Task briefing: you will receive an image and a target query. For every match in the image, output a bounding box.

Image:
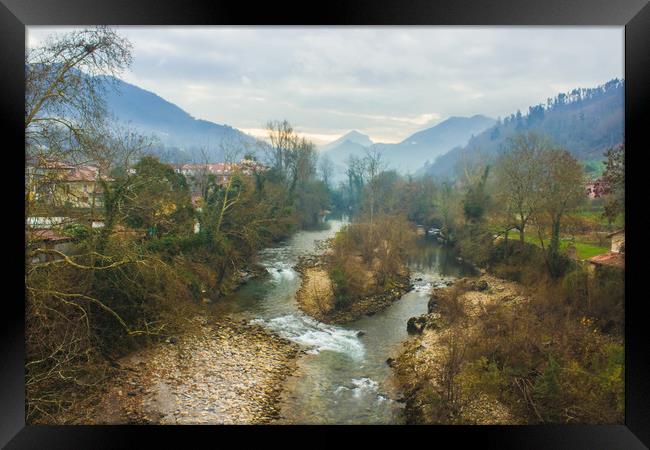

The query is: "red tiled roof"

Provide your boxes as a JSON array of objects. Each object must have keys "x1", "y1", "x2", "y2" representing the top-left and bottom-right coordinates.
[
  {"x1": 180, "y1": 161, "x2": 267, "y2": 175},
  {"x1": 28, "y1": 229, "x2": 72, "y2": 242},
  {"x1": 27, "y1": 159, "x2": 113, "y2": 182},
  {"x1": 181, "y1": 163, "x2": 235, "y2": 173},
  {"x1": 588, "y1": 252, "x2": 624, "y2": 268}
]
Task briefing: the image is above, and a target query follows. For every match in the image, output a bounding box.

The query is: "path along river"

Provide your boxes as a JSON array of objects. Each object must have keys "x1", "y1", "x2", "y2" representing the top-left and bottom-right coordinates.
[{"x1": 211, "y1": 219, "x2": 474, "y2": 424}]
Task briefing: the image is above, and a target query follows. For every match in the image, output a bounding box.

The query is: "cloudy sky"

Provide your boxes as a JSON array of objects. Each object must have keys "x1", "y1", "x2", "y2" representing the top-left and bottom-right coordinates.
[{"x1": 28, "y1": 26, "x2": 623, "y2": 145}]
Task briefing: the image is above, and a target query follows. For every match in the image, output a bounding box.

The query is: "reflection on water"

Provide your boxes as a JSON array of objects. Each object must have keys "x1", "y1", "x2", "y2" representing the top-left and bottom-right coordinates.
[{"x1": 213, "y1": 220, "x2": 471, "y2": 424}]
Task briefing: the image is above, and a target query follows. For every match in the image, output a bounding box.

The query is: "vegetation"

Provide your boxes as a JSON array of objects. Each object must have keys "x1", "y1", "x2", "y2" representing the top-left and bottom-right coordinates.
[
  {"x1": 323, "y1": 123, "x2": 624, "y2": 426},
  {"x1": 425, "y1": 79, "x2": 624, "y2": 177},
  {"x1": 404, "y1": 267, "x2": 624, "y2": 424},
  {"x1": 328, "y1": 216, "x2": 414, "y2": 306},
  {"x1": 387, "y1": 136, "x2": 624, "y2": 425},
  {"x1": 24, "y1": 26, "x2": 625, "y2": 426},
  {"x1": 24, "y1": 28, "x2": 330, "y2": 423}
]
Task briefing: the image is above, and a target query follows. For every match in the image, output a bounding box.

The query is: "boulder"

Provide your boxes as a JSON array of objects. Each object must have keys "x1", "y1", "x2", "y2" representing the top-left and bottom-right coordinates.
[
  {"x1": 407, "y1": 315, "x2": 428, "y2": 334},
  {"x1": 469, "y1": 280, "x2": 489, "y2": 291},
  {"x1": 427, "y1": 297, "x2": 438, "y2": 313},
  {"x1": 357, "y1": 330, "x2": 366, "y2": 337}
]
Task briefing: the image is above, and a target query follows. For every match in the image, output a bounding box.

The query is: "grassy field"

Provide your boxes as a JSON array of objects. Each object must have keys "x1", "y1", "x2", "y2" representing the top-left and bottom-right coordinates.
[{"x1": 505, "y1": 230, "x2": 608, "y2": 260}]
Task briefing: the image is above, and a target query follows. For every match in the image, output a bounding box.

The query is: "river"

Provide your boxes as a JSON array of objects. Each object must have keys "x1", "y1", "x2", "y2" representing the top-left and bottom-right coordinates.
[{"x1": 212, "y1": 218, "x2": 474, "y2": 424}]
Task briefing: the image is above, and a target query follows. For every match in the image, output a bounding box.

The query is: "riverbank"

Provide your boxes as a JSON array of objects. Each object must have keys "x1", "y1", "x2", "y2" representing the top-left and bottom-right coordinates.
[
  {"x1": 294, "y1": 251, "x2": 412, "y2": 324},
  {"x1": 392, "y1": 274, "x2": 524, "y2": 424},
  {"x1": 67, "y1": 315, "x2": 300, "y2": 424}
]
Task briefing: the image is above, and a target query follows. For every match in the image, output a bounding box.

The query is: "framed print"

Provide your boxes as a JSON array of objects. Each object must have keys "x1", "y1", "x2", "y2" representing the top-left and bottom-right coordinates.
[{"x1": 1, "y1": 0, "x2": 649, "y2": 447}]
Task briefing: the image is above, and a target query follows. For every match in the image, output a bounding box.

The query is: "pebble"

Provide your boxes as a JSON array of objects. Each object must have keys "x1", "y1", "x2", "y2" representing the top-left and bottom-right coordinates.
[{"x1": 102, "y1": 318, "x2": 299, "y2": 425}]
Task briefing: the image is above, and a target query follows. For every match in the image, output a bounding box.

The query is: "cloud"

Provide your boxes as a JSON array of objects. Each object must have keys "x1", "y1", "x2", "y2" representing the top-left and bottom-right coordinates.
[{"x1": 27, "y1": 26, "x2": 624, "y2": 144}]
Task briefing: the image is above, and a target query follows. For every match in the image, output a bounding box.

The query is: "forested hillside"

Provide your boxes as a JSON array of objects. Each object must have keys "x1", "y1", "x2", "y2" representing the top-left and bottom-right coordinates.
[{"x1": 422, "y1": 79, "x2": 624, "y2": 178}]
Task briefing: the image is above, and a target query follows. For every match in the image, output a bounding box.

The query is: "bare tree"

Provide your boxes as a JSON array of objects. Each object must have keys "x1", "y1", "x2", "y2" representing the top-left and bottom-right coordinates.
[
  {"x1": 265, "y1": 119, "x2": 295, "y2": 173},
  {"x1": 494, "y1": 133, "x2": 548, "y2": 245},
  {"x1": 26, "y1": 27, "x2": 132, "y2": 155},
  {"x1": 363, "y1": 147, "x2": 386, "y2": 225},
  {"x1": 319, "y1": 153, "x2": 335, "y2": 189},
  {"x1": 25, "y1": 27, "x2": 133, "y2": 220}
]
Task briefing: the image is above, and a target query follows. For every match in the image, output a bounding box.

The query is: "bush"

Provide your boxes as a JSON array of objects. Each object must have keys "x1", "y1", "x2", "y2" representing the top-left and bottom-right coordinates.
[{"x1": 329, "y1": 265, "x2": 350, "y2": 307}]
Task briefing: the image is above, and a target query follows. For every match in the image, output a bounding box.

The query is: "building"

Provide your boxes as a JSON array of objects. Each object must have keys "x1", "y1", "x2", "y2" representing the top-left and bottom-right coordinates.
[
  {"x1": 27, "y1": 228, "x2": 75, "y2": 263},
  {"x1": 587, "y1": 252, "x2": 624, "y2": 271},
  {"x1": 176, "y1": 159, "x2": 267, "y2": 187},
  {"x1": 26, "y1": 158, "x2": 112, "y2": 209},
  {"x1": 608, "y1": 230, "x2": 625, "y2": 253},
  {"x1": 587, "y1": 230, "x2": 625, "y2": 272}
]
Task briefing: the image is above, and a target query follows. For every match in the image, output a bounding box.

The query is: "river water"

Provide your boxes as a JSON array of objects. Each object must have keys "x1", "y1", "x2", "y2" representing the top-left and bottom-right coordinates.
[{"x1": 212, "y1": 219, "x2": 474, "y2": 424}]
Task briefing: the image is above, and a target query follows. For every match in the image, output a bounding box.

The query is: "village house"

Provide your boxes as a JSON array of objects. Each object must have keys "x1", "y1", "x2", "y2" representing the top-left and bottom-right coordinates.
[
  {"x1": 26, "y1": 158, "x2": 113, "y2": 209},
  {"x1": 176, "y1": 158, "x2": 267, "y2": 189},
  {"x1": 27, "y1": 228, "x2": 75, "y2": 264},
  {"x1": 587, "y1": 229, "x2": 624, "y2": 272},
  {"x1": 608, "y1": 229, "x2": 625, "y2": 253}
]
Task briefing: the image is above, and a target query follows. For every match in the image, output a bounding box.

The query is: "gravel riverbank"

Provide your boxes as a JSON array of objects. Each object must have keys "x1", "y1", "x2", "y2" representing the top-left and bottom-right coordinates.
[
  {"x1": 391, "y1": 274, "x2": 524, "y2": 424},
  {"x1": 72, "y1": 316, "x2": 300, "y2": 424}
]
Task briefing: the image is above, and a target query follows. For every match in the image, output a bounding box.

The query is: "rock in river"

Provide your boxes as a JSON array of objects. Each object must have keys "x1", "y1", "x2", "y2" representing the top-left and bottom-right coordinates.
[{"x1": 406, "y1": 316, "x2": 428, "y2": 335}]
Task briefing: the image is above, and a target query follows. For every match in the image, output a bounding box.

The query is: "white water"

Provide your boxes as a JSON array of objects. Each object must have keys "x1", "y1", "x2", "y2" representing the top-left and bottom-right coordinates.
[
  {"x1": 214, "y1": 219, "x2": 474, "y2": 424},
  {"x1": 251, "y1": 314, "x2": 365, "y2": 360}
]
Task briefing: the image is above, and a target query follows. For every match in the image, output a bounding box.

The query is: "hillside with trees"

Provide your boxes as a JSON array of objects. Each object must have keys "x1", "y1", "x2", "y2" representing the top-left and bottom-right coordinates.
[{"x1": 421, "y1": 79, "x2": 624, "y2": 179}]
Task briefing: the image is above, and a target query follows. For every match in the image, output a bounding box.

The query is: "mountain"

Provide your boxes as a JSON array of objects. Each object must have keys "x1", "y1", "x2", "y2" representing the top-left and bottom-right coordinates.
[
  {"x1": 387, "y1": 115, "x2": 496, "y2": 171},
  {"x1": 99, "y1": 76, "x2": 265, "y2": 163},
  {"x1": 322, "y1": 115, "x2": 495, "y2": 175},
  {"x1": 321, "y1": 130, "x2": 373, "y2": 152},
  {"x1": 420, "y1": 79, "x2": 624, "y2": 179}
]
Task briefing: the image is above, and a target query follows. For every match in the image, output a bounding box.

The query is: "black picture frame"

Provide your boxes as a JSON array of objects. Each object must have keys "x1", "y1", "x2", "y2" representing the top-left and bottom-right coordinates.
[{"x1": 2, "y1": 0, "x2": 648, "y2": 447}]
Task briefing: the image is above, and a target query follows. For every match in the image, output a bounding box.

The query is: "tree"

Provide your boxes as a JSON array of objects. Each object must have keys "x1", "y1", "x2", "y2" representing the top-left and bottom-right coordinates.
[
  {"x1": 123, "y1": 156, "x2": 193, "y2": 238},
  {"x1": 318, "y1": 153, "x2": 335, "y2": 189},
  {"x1": 265, "y1": 119, "x2": 295, "y2": 174},
  {"x1": 293, "y1": 180, "x2": 331, "y2": 227},
  {"x1": 536, "y1": 149, "x2": 586, "y2": 276},
  {"x1": 600, "y1": 144, "x2": 624, "y2": 225},
  {"x1": 25, "y1": 27, "x2": 133, "y2": 220},
  {"x1": 289, "y1": 137, "x2": 318, "y2": 195},
  {"x1": 437, "y1": 181, "x2": 457, "y2": 242},
  {"x1": 363, "y1": 147, "x2": 386, "y2": 225},
  {"x1": 346, "y1": 155, "x2": 366, "y2": 216},
  {"x1": 26, "y1": 27, "x2": 132, "y2": 158},
  {"x1": 264, "y1": 120, "x2": 318, "y2": 200},
  {"x1": 494, "y1": 133, "x2": 548, "y2": 245},
  {"x1": 462, "y1": 165, "x2": 491, "y2": 223}
]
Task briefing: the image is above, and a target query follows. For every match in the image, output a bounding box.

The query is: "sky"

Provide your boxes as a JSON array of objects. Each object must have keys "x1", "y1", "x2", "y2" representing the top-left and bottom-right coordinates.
[{"x1": 27, "y1": 26, "x2": 624, "y2": 145}]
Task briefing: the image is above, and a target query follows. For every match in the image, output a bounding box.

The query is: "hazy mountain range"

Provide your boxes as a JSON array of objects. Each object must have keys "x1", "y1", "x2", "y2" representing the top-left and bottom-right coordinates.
[
  {"x1": 321, "y1": 115, "x2": 496, "y2": 176},
  {"x1": 99, "y1": 76, "x2": 265, "y2": 163},
  {"x1": 97, "y1": 74, "x2": 623, "y2": 179}
]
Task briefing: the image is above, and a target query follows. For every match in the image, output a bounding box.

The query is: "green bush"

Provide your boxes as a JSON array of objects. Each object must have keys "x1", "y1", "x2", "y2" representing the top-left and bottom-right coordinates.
[{"x1": 329, "y1": 265, "x2": 351, "y2": 308}]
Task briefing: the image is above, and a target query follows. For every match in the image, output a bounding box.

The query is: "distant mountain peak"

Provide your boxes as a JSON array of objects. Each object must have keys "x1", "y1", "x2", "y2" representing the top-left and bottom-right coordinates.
[
  {"x1": 344, "y1": 130, "x2": 369, "y2": 139},
  {"x1": 321, "y1": 130, "x2": 373, "y2": 152},
  {"x1": 321, "y1": 115, "x2": 496, "y2": 175}
]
